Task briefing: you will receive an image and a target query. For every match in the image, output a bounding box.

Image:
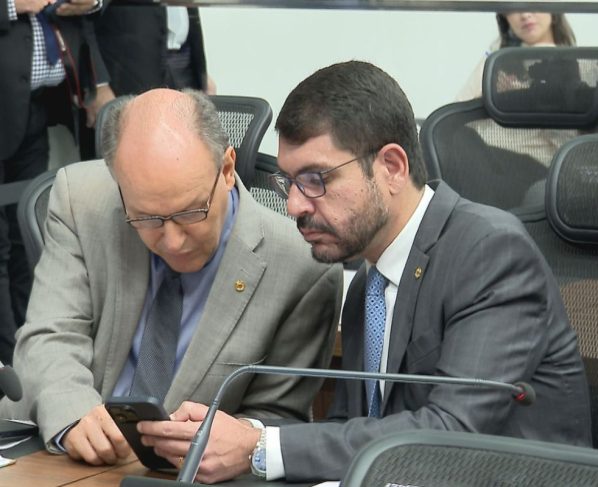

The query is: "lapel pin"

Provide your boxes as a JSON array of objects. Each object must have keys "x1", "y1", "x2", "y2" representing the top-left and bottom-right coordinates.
[
  {"x1": 234, "y1": 279, "x2": 246, "y2": 292},
  {"x1": 414, "y1": 267, "x2": 423, "y2": 279}
]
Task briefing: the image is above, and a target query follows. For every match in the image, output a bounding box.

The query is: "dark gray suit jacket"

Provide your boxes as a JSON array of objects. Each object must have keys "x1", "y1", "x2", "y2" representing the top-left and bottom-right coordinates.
[{"x1": 279, "y1": 181, "x2": 591, "y2": 482}]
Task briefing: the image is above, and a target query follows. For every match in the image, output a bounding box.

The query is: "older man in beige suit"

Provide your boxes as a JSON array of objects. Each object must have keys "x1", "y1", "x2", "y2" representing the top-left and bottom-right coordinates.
[{"x1": 1, "y1": 89, "x2": 342, "y2": 467}]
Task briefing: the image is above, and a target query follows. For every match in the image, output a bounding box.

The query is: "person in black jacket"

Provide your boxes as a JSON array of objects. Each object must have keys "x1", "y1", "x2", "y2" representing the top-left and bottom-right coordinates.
[
  {"x1": 81, "y1": 4, "x2": 214, "y2": 159},
  {"x1": 0, "y1": 0, "x2": 108, "y2": 364}
]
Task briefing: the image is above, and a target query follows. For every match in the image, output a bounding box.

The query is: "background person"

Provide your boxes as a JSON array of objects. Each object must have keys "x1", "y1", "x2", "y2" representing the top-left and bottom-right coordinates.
[
  {"x1": 456, "y1": 11, "x2": 575, "y2": 101},
  {"x1": 0, "y1": 0, "x2": 108, "y2": 365},
  {"x1": 80, "y1": 4, "x2": 215, "y2": 159}
]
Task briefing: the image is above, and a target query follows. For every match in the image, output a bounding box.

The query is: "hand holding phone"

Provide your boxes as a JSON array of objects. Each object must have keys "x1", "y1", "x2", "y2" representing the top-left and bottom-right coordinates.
[
  {"x1": 105, "y1": 397, "x2": 175, "y2": 471},
  {"x1": 43, "y1": 0, "x2": 69, "y2": 15}
]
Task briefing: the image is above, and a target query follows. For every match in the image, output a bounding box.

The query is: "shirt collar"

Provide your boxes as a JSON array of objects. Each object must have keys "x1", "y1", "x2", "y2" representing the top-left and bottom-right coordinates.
[{"x1": 367, "y1": 184, "x2": 435, "y2": 287}]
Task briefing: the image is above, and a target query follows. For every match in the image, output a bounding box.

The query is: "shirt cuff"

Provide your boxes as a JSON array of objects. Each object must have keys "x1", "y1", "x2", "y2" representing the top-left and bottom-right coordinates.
[
  {"x1": 265, "y1": 427, "x2": 285, "y2": 481},
  {"x1": 7, "y1": 0, "x2": 17, "y2": 20},
  {"x1": 241, "y1": 417, "x2": 264, "y2": 429},
  {"x1": 50, "y1": 422, "x2": 78, "y2": 453}
]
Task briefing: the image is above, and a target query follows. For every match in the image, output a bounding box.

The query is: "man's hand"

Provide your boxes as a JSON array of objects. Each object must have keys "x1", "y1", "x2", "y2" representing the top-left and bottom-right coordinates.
[
  {"x1": 138, "y1": 401, "x2": 260, "y2": 484},
  {"x1": 15, "y1": 0, "x2": 51, "y2": 14},
  {"x1": 85, "y1": 84, "x2": 116, "y2": 128},
  {"x1": 63, "y1": 404, "x2": 132, "y2": 466},
  {"x1": 56, "y1": 0, "x2": 97, "y2": 16},
  {"x1": 206, "y1": 76, "x2": 217, "y2": 96}
]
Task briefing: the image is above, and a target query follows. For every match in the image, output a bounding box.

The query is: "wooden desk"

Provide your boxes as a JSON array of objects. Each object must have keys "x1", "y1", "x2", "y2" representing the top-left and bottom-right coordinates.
[
  {"x1": 0, "y1": 450, "x2": 156, "y2": 486},
  {"x1": 0, "y1": 450, "x2": 311, "y2": 487}
]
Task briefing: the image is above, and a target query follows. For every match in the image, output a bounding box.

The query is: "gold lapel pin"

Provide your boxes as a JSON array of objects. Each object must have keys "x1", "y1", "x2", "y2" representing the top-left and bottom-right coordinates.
[
  {"x1": 234, "y1": 279, "x2": 246, "y2": 292},
  {"x1": 414, "y1": 267, "x2": 423, "y2": 279}
]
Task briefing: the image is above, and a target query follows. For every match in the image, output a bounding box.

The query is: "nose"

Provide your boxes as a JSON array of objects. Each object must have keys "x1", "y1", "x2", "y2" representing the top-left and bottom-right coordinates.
[
  {"x1": 159, "y1": 220, "x2": 187, "y2": 253},
  {"x1": 286, "y1": 183, "x2": 315, "y2": 219}
]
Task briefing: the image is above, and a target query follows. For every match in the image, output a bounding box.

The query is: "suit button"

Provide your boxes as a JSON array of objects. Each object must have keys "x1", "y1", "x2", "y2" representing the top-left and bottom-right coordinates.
[{"x1": 20, "y1": 75, "x2": 28, "y2": 83}]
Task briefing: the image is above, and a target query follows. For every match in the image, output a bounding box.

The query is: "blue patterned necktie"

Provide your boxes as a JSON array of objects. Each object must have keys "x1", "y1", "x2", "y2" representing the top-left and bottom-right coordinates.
[
  {"x1": 36, "y1": 11, "x2": 61, "y2": 65},
  {"x1": 130, "y1": 269, "x2": 183, "y2": 403},
  {"x1": 364, "y1": 265, "x2": 388, "y2": 418}
]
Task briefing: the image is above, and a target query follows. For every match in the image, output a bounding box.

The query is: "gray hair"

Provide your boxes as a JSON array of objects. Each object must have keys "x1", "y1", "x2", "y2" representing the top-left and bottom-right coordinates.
[{"x1": 101, "y1": 89, "x2": 229, "y2": 170}]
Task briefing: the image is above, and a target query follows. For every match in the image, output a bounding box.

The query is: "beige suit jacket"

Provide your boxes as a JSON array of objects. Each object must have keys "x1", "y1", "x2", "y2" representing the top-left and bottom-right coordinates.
[{"x1": 2, "y1": 160, "x2": 342, "y2": 445}]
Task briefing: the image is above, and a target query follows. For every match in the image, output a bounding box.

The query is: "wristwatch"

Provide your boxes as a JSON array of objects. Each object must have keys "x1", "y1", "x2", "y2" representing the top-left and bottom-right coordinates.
[{"x1": 250, "y1": 428, "x2": 267, "y2": 478}]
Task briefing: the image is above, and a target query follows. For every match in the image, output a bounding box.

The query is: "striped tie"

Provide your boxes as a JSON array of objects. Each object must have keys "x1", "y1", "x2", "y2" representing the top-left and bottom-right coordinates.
[{"x1": 130, "y1": 269, "x2": 183, "y2": 403}]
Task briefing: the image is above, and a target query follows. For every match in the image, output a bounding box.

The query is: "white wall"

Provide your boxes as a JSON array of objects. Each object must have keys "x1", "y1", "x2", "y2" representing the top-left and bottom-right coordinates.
[{"x1": 201, "y1": 8, "x2": 598, "y2": 156}]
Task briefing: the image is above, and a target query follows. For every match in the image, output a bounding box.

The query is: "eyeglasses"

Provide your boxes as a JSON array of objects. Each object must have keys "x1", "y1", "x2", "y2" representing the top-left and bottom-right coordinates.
[
  {"x1": 269, "y1": 151, "x2": 376, "y2": 200},
  {"x1": 120, "y1": 168, "x2": 221, "y2": 230}
]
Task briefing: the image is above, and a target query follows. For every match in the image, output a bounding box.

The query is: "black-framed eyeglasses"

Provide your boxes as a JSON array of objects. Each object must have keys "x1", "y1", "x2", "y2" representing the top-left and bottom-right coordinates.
[
  {"x1": 120, "y1": 168, "x2": 222, "y2": 230},
  {"x1": 269, "y1": 150, "x2": 377, "y2": 200}
]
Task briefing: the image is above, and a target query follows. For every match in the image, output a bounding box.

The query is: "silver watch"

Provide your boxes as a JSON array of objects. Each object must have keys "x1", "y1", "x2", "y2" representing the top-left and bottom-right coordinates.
[{"x1": 250, "y1": 428, "x2": 267, "y2": 478}]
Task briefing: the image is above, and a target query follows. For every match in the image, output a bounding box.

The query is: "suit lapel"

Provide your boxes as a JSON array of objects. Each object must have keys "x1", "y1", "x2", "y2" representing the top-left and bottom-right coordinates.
[
  {"x1": 381, "y1": 182, "x2": 460, "y2": 412},
  {"x1": 165, "y1": 180, "x2": 267, "y2": 409},
  {"x1": 381, "y1": 249, "x2": 429, "y2": 409}
]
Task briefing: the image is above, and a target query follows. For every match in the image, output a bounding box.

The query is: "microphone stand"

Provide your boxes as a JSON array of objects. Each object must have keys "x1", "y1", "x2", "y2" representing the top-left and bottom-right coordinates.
[{"x1": 121, "y1": 365, "x2": 533, "y2": 486}]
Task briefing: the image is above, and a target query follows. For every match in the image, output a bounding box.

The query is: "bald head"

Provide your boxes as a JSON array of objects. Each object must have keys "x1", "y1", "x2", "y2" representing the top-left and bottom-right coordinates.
[
  {"x1": 101, "y1": 88, "x2": 229, "y2": 175},
  {"x1": 121, "y1": 89, "x2": 196, "y2": 150}
]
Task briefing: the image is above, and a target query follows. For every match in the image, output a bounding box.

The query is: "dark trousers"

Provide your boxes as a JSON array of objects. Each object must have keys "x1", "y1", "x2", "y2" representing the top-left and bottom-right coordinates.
[
  {"x1": 165, "y1": 44, "x2": 200, "y2": 90},
  {"x1": 0, "y1": 90, "x2": 49, "y2": 364}
]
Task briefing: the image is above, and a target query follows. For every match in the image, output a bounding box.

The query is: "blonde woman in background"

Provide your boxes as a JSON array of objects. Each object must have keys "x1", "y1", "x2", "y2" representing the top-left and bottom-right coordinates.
[{"x1": 457, "y1": 12, "x2": 576, "y2": 101}]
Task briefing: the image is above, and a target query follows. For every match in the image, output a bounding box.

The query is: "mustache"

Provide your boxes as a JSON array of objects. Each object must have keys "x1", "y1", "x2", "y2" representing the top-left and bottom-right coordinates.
[{"x1": 297, "y1": 216, "x2": 337, "y2": 236}]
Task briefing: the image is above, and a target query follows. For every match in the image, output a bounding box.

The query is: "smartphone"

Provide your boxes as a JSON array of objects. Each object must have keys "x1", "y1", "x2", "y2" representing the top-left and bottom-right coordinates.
[{"x1": 105, "y1": 396, "x2": 174, "y2": 471}]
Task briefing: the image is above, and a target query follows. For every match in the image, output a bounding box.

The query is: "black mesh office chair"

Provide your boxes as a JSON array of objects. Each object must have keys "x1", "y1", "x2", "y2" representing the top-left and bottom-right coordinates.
[
  {"x1": 95, "y1": 94, "x2": 272, "y2": 189},
  {"x1": 342, "y1": 430, "x2": 598, "y2": 487},
  {"x1": 420, "y1": 47, "x2": 598, "y2": 211},
  {"x1": 249, "y1": 152, "x2": 291, "y2": 218},
  {"x1": 514, "y1": 134, "x2": 598, "y2": 446}
]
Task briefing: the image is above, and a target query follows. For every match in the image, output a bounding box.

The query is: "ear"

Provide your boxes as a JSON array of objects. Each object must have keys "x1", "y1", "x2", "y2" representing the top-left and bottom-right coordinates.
[
  {"x1": 222, "y1": 146, "x2": 236, "y2": 189},
  {"x1": 377, "y1": 143, "x2": 409, "y2": 195}
]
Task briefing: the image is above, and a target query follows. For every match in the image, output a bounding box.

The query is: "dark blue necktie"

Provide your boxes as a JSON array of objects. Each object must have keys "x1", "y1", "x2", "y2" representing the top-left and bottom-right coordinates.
[
  {"x1": 364, "y1": 266, "x2": 388, "y2": 418},
  {"x1": 130, "y1": 269, "x2": 183, "y2": 403},
  {"x1": 36, "y1": 11, "x2": 60, "y2": 65}
]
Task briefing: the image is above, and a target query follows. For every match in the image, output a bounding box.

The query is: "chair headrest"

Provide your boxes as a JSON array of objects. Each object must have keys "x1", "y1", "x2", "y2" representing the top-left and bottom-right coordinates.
[
  {"x1": 482, "y1": 47, "x2": 598, "y2": 129},
  {"x1": 546, "y1": 134, "x2": 598, "y2": 244}
]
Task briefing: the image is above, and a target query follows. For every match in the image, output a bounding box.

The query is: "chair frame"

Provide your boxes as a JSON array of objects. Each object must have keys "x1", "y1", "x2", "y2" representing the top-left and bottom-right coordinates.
[{"x1": 16, "y1": 169, "x2": 58, "y2": 272}]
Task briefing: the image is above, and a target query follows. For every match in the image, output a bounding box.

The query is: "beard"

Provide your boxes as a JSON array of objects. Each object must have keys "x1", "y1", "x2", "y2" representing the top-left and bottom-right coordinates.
[{"x1": 297, "y1": 179, "x2": 389, "y2": 264}]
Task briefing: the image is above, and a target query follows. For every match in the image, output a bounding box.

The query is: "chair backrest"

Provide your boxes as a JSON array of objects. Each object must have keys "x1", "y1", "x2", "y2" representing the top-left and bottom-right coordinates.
[
  {"x1": 342, "y1": 429, "x2": 598, "y2": 487},
  {"x1": 16, "y1": 169, "x2": 58, "y2": 272},
  {"x1": 249, "y1": 152, "x2": 292, "y2": 219},
  {"x1": 420, "y1": 46, "x2": 598, "y2": 211},
  {"x1": 514, "y1": 134, "x2": 598, "y2": 446},
  {"x1": 94, "y1": 94, "x2": 272, "y2": 189}
]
